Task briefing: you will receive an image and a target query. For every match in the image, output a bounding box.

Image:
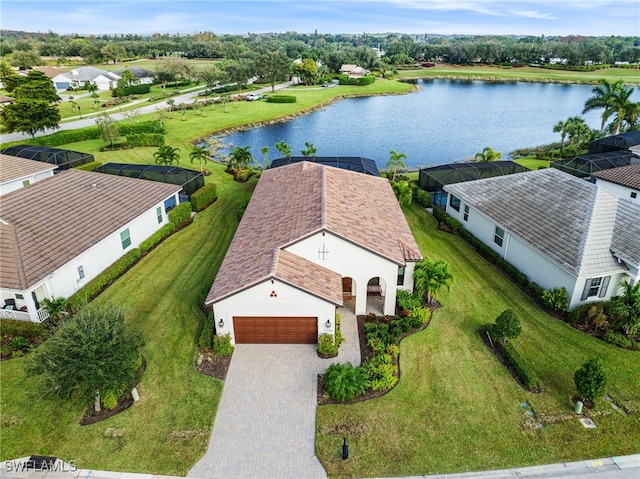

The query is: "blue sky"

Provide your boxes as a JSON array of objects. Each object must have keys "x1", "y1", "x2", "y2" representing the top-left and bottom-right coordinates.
[{"x1": 2, "y1": 1, "x2": 639, "y2": 37}]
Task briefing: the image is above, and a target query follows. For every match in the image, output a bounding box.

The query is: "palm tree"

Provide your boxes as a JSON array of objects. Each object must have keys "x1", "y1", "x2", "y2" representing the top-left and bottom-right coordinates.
[
  {"x1": 153, "y1": 145, "x2": 181, "y2": 166},
  {"x1": 604, "y1": 86, "x2": 639, "y2": 135},
  {"x1": 392, "y1": 181, "x2": 412, "y2": 207},
  {"x1": 229, "y1": 146, "x2": 253, "y2": 171},
  {"x1": 609, "y1": 280, "x2": 640, "y2": 336},
  {"x1": 413, "y1": 258, "x2": 454, "y2": 304},
  {"x1": 189, "y1": 145, "x2": 209, "y2": 173},
  {"x1": 582, "y1": 79, "x2": 624, "y2": 131},
  {"x1": 474, "y1": 146, "x2": 502, "y2": 162},
  {"x1": 275, "y1": 141, "x2": 291, "y2": 159},
  {"x1": 553, "y1": 119, "x2": 571, "y2": 149},
  {"x1": 386, "y1": 150, "x2": 407, "y2": 182},
  {"x1": 260, "y1": 146, "x2": 271, "y2": 169},
  {"x1": 565, "y1": 116, "x2": 591, "y2": 148},
  {"x1": 301, "y1": 142, "x2": 317, "y2": 159}
]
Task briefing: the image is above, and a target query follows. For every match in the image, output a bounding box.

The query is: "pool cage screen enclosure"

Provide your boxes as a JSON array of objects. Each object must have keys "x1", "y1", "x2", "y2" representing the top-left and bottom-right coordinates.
[
  {"x1": 551, "y1": 151, "x2": 639, "y2": 178},
  {"x1": 1, "y1": 145, "x2": 94, "y2": 170},
  {"x1": 270, "y1": 156, "x2": 380, "y2": 176}
]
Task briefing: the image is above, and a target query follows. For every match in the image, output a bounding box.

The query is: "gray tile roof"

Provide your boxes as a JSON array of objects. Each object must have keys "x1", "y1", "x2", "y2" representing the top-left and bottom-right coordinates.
[
  {"x1": 445, "y1": 168, "x2": 624, "y2": 277},
  {"x1": 611, "y1": 200, "x2": 640, "y2": 268},
  {"x1": 0, "y1": 169, "x2": 181, "y2": 290},
  {"x1": 206, "y1": 161, "x2": 422, "y2": 305},
  {"x1": 592, "y1": 164, "x2": 640, "y2": 190},
  {"x1": 57, "y1": 66, "x2": 120, "y2": 82},
  {"x1": 0, "y1": 154, "x2": 57, "y2": 185}
]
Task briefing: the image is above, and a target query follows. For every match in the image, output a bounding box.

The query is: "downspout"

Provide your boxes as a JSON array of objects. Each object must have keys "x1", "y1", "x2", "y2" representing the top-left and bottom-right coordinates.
[{"x1": 503, "y1": 231, "x2": 511, "y2": 260}]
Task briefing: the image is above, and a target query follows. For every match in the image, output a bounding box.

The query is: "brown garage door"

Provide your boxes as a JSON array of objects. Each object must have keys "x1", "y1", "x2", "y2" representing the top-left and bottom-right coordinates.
[{"x1": 233, "y1": 316, "x2": 317, "y2": 344}]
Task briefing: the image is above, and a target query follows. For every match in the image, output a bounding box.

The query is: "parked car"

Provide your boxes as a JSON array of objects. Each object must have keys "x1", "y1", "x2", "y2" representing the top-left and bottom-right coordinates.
[{"x1": 245, "y1": 93, "x2": 262, "y2": 101}]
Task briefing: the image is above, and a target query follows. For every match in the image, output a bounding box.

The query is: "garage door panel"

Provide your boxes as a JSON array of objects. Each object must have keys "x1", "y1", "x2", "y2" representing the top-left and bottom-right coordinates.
[{"x1": 233, "y1": 316, "x2": 317, "y2": 344}]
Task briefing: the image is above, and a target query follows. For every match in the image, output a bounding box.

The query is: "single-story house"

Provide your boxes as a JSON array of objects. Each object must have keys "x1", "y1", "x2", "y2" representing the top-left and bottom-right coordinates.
[
  {"x1": 0, "y1": 170, "x2": 181, "y2": 322},
  {"x1": 50, "y1": 66, "x2": 120, "y2": 91},
  {"x1": 591, "y1": 164, "x2": 640, "y2": 205},
  {"x1": 206, "y1": 161, "x2": 422, "y2": 344},
  {"x1": 339, "y1": 64, "x2": 371, "y2": 78},
  {"x1": 114, "y1": 66, "x2": 154, "y2": 85},
  {"x1": 444, "y1": 168, "x2": 640, "y2": 310},
  {"x1": 0, "y1": 154, "x2": 57, "y2": 195}
]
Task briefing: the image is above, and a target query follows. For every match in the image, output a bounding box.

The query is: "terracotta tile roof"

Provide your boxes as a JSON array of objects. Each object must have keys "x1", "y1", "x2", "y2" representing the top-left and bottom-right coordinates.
[
  {"x1": 592, "y1": 164, "x2": 640, "y2": 190},
  {"x1": 0, "y1": 169, "x2": 181, "y2": 290},
  {"x1": 206, "y1": 162, "x2": 422, "y2": 305},
  {"x1": 0, "y1": 154, "x2": 57, "y2": 185},
  {"x1": 33, "y1": 66, "x2": 65, "y2": 79}
]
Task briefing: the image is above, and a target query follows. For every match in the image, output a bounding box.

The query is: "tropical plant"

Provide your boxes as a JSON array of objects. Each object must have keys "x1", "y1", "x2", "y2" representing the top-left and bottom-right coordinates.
[
  {"x1": 582, "y1": 79, "x2": 624, "y2": 131},
  {"x1": 260, "y1": 146, "x2": 271, "y2": 169},
  {"x1": 213, "y1": 334, "x2": 234, "y2": 357},
  {"x1": 317, "y1": 333, "x2": 338, "y2": 357},
  {"x1": 386, "y1": 150, "x2": 407, "y2": 182},
  {"x1": 609, "y1": 280, "x2": 640, "y2": 336},
  {"x1": 604, "y1": 86, "x2": 640, "y2": 135},
  {"x1": 541, "y1": 286, "x2": 568, "y2": 312},
  {"x1": 322, "y1": 362, "x2": 369, "y2": 403},
  {"x1": 275, "y1": 140, "x2": 291, "y2": 159},
  {"x1": 565, "y1": 116, "x2": 592, "y2": 148},
  {"x1": 553, "y1": 119, "x2": 571, "y2": 149},
  {"x1": 493, "y1": 309, "x2": 522, "y2": 343},
  {"x1": 392, "y1": 181, "x2": 412, "y2": 208},
  {"x1": 189, "y1": 145, "x2": 209, "y2": 173},
  {"x1": 301, "y1": 141, "x2": 317, "y2": 158},
  {"x1": 229, "y1": 146, "x2": 253, "y2": 171},
  {"x1": 26, "y1": 303, "x2": 144, "y2": 411},
  {"x1": 153, "y1": 145, "x2": 181, "y2": 166},
  {"x1": 40, "y1": 297, "x2": 69, "y2": 324},
  {"x1": 574, "y1": 357, "x2": 607, "y2": 402},
  {"x1": 474, "y1": 146, "x2": 502, "y2": 162},
  {"x1": 413, "y1": 258, "x2": 454, "y2": 304}
]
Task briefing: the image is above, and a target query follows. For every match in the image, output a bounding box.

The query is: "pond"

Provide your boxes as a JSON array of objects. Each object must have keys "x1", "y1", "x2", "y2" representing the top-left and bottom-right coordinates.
[{"x1": 219, "y1": 79, "x2": 639, "y2": 168}]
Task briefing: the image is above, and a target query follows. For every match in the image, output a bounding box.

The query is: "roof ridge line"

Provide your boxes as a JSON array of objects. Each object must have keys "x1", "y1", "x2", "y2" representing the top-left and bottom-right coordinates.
[
  {"x1": 575, "y1": 186, "x2": 616, "y2": 275},
  {"x1": 320, "y1": 164, "x2": 327, "y2": 228},
  {"x1": 6, "y1": 224, "x2": 28, "y2": 290}
]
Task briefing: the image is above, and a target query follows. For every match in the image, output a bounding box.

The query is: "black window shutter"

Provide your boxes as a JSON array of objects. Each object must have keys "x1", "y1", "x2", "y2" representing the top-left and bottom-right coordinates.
[
  {"x1": 598, "y1": 276, "x2": 611, "y2": 298},
  {"x1": 581, "y1": 279, "x2": 592, "y2": 300}
]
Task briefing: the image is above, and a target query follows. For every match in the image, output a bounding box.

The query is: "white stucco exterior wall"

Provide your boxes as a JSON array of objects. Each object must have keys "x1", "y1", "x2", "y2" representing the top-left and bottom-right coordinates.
[
  {"x1": 0, "y1": 169, "x2": 55, "y2": 195},
  {"x1": 212, "y1": 279, "x2": 336, "y2": 345},
  {"x1": 594, "y1": 178, "x2": 639, "y2": 205},
  {"x1": 285, "y1": 231, "x2": 402, "y2": 315}
]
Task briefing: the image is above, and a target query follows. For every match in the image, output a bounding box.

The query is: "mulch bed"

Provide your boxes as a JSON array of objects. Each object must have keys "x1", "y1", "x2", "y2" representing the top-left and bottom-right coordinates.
[
  {"x1": 196, "y1": 349, "x2": 232, "y2": 381},
  {"x1": 478, "y1": 327, "x2": 541, "y2": 394},
  {"x1": 317, "y1": 304, "x2": 438, "y2": 406},
  {"x1": 80, "y1": 356, "x2": 147, "y2": 426}
]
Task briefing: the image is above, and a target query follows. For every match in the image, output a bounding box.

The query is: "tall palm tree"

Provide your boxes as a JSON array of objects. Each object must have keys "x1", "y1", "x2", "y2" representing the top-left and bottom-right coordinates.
[
  {"x1": 153, "y1": 145, "x2": 181, "y2": 166},
  {"x1": 301, "y1": 142, "x2": 317, "y2": 159},
  {"x1": 609, "y1": 280, "x2": 640, "y2": 336},
  {"x1": 553, "y1": 119, "x2": 571, "y2": 149},
  {"x1": 189, "y1": 145, "x2": 209, "y2": 173},
  {"x1": 474, "y1": 146, "x2": 502, "y2": 162},
  {"x1": 386, "y1": 150, "x2": 407, "y2": 182},
  {"x1": 582, "y1": 79, "x2": 624, "y2": 132},
  {"x1": 413, "y1": 258, "x2": 454, "y2": 304},
  {"x1": 275, "y1": 141, "x2": 291, "y2": 159},
  {"x1": 229, "y1": 146, "x2": 253, "y2": 171},
  {"x1": 565, "y1": 116, "x2": 591, "y2": 148},
  {"x1": 604, "y1": 86, "x2": 639, "y2": 135}
]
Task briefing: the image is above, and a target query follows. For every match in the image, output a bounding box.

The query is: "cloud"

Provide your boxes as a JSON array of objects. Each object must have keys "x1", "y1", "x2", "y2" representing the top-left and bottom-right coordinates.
[{"x1": 510, "y1": 10, "x2": 557, "y2": 20}]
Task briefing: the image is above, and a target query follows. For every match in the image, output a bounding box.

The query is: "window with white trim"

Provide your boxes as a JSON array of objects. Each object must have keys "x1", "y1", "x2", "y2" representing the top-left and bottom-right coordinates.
[
  {"x1": 397, "y1": 266, "x2": 405, "y2": 285},
  {"x1": 581, "y1": 276, "x2": 611, "y2": 300},
  {"x1": 449, "y1": 194, "x2": 461, "y2": 212},
  {"x1": 120, "y1": 228, "x2": 131, "y2": 250},
  {"x1": 493, "y1": 226, "x2": 505, "y2": 247},
  {"x1": 156, "y1": 206, "x2": 162, "y2": 224},
  {"x1": 463, "y1": 205, "x2": 469, "y2": 222}
]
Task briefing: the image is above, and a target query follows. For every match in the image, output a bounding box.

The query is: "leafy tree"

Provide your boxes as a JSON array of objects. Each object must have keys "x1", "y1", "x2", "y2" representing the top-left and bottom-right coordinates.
[
  {"x1": 117, "y1": 69, "x2": 135, "y2": 89},
  {"x1": 413, "y1": 258, "x2": 454, "y2": 304},
  {"x1": 9, "y1": 50, "x2": 42, "y2": 69},
  {"x1": 301, "y1": 141, "x2": 317, "y2": 158},
  {"x1": 95, "y1": 113, "x2": 119, "y2": 148},
  {"x1": 574, "y1": 357, "x2": 607, "y2": 402},
  {"x1": 474, "y1": 146, "x2": 502, "y2": 162},
  {"x1": 609, "y1": 280, "x2": 640, "y2": 336},
  {"x1": 201, "y1": 64, "x2": 228, "y2": 91},
  {"x1": 11, "y1": 70, "x2": 60, "y2": 102},
  {"x1": 293, "y1": 58, "x2": 318, "y2": 85},
  {"x1": 322, "y1": 362, "x2": 369, "y2": 403},
  {"x1": 101, "y1": 43, "x2": 127, "y2": 64},
  {"x1": 582, "y1": 79, "x2": 624, "y2": 131},
  {"x1": 26, "y1": 303, "x2": 144, "y2": 410},
  {"x1": 229, "y1": 146, "x2": 253, "y2": 171},
  {"x1": 153, "y1": 145, "x2": 181, "y2": 166},
  {"x1": 392, "y1": 181, "x2": 412, "y2": 208},
  {"x1": 224, "y1": 58, "x2": 255, "y2": 93},
  {"x1": 257, "y1": 50, "x2": 291, "y2": 92},
  {"x1": 275, "y1": 140, "x2": 291, "y2": 159},
  {"x1": 386, "y1": 150, "x2": 407, "y2": 182},
  {"x1": 157, "y1": 56, "x2": 192, "y2": 88},
  {"x1": 1, "y1": 99, "x2": 60, "y2": 137},
  {"x1": 493, "y1": 309, "x2": 522, "y2": 343},
  {"x1": 189, "y1": 145, "x2": 210, "y2": 173}
]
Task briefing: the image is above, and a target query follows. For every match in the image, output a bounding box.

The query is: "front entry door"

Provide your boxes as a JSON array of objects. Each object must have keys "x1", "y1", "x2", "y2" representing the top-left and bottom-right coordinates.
[{"x1": 342, "y1": 277, "x2": 352, "y2": 299}]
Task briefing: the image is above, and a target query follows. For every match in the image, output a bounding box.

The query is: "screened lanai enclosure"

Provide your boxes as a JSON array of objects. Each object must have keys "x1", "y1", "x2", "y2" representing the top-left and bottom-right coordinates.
[
  {"x1": 270, "y1": 156, "x2": 380, "y2": 176},
  {"x1": 95, "y1": 163, "x2": 204, "y2": 199},
  {"x1": 1, "y1": 145, "x2": 94, "y2": 170},
  {"x1": 589, "y1": 131, "x2": 640, "y2": 154},
  {"x1": 418, "y1": 161, "x2": 528, "y2": 207},
  {"x1": 551, "y1": 151, "x2": 640, "y2": 178}
]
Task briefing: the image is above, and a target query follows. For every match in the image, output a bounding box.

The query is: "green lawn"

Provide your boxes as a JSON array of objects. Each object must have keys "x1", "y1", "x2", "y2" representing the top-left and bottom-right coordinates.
[
  {"x1": 315, "y1": 203, "x2": 640, "y2": 478},
  {"x1": 0, "y1": 164, "x2": 255, "y2": 474}
]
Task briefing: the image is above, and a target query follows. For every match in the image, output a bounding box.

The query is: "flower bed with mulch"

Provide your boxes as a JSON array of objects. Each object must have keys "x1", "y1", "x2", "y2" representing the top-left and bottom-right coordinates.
[{"x1": 196, "y1": 349, "x2": 232, "y2": 381}]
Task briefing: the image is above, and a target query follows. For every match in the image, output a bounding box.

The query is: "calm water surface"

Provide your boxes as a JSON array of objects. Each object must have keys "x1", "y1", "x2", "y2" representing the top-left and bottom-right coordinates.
[{"x1": 220, "y1": 79, "x2": 639, "y2": 168}]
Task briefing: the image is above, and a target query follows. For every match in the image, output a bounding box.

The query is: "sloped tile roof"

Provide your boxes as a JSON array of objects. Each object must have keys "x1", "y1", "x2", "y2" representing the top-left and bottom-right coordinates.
[
  {"x1": 0, "y1": 169, "x2": 180, "y2": 290},
  {"x1": 592, "y1": 164, "x2": 640, "y2": 190},
  {"x1": 206, "y1": 162, "x2": 422, "y2": 305},
  {"x1": 445, "y1": 168, "x2": 623, "y2": 277},
  {"x1": 0, "y1": 154, "x2": 57, "y2": 185},
  {"x1": 611, "y1": 200, "x2": 640, "y2": 268}
]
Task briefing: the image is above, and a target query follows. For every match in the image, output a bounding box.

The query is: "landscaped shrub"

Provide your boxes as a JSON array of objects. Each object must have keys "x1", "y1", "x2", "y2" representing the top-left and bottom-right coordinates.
[
  {"x1": 495, "y1": 339, "x2": 539, "y2": 390},
  {"x1": 397, "y1": 290, "x2": 422, "y2": 311},
  {"x1": 125, "y1": 133, "x2": 165, "y2": 147},
  {"x1": 526, "y1": 282, "x2": 544, "y2": 300},
  {"x1": 574, "y1": 357, "x2": 607, "y2": 401},
  {"x1": 113, "y1": 84, "x2": 151, "y2": 97},
  {"x1": 338, "y1": 74, "x2": 376, "y2": 86},
  {"x1": 168, "y1": 202, "x2": 192, "y2": 227},
  {"x1": 602, "y1": 331, "x2": 640, "y2": 350},
  {"x1": 335, "y1": 313, "x2": 345, "y2": 347},
  {"x1": 101, "y1": 389, "x2": 122, "y2": 410},
  {"x1": 213, "y1": 333, "x2": 234, "y2": 356},
  {"x1": 413, "y1": 189, "x2": 432, "y2": 208},
  {"x1": 139, "y1": 223, "x2": 176, "y2": 253},
  {"x1": 198, "y1": 313, "x2": 215, "y2": 349},
  {"x1": 494, "y1": 309, "x2": 522, "y2": 342},
  {"x1": 0, "y1": 319, "x2": 47, "y2": 342},
  {"x1": 190, "y1": 183, "x2": 218, "y2": 212},
  {"x1": 409, "y1": 307, "x2": 431, "y2": 327},
  {"x1": 265, "y1": 95, "x2": 297, "y2": 103},
  {"x1": 117, "y1": 121, "x2": 165, "y2": 135},
  {"x1": 11, "y1": 336, "x2": 29, "y2": 350},
  {"x1": 317, "y1": 333, "x2": 338, "y2": 357},
  {"x1": 322, "y1": 362, "x2": 369, "y2": 403},
  {"x1": 542, "y1": 287, "x2": 569, "y2": 312},
  {"x1": 568, "y1": 302, "x2": 609, "y2": 325},
  {"x1": 363, "y1": 353, "x2": 398, "y2": 391},
  {"x1": 233, "y1": 167, "x2": 255, "y2": 182},
  {"x1": 75, "y1": 161, "x2": 102, "y2": 172},
  {"x1": 20, "y1": 126, "x2": 101, "y2": 147}
]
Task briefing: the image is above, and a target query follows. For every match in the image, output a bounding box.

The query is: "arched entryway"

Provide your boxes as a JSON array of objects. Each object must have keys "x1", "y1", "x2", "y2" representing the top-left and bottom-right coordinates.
[{"x1": 365, "y1": 277, "x2": 387, "y2": 316}]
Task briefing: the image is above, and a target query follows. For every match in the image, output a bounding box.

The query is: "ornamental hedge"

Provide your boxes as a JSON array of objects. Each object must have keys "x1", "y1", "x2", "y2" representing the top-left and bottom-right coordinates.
[
  {"x1": 190, "y1": 183, "x2": 218, "y2": 212},
  {"x1": 169, "y1": 201, "x2": 193, "y2": 226},
  {"x1": 338, "y1": 74, "x2": 376, "y2": 86},
  {"x1": 266, "y1": 95, "x2": 297, "y2": 103},
  {"x1": 117, "y1": 121, "x2": 165, "y2": 135},
  {"x1": 112, "y1": 84, "x2": 151, "y2": 97},
  {"x1": 125, "y1": 133, "x2": 165, "y2": 147},
  {"x1": 74, "y1": 161, "x2": 103, "y2": 172}
]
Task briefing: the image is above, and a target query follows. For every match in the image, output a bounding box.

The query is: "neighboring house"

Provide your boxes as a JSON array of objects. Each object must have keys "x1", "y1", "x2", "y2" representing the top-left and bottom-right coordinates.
[
  {"x1": 0, "y1": 95, "x2": 14, "y2": 109},
  {"x1": 339, "y1": 64, "x2": 371, "y2": 78},
  {"x1": 0, "y1": 154, "x2": 57, "y2": 195},
  {"x1": 0, "y1": 170, "x2": 181, "y2": 322},
  {"x1": 114, "y1": 66, "x2": 154, "y2": 85},
  {"x1": 591, "y1": 164, "x2": 640, "y2": 205},
  {"x1": 50, "y1": 66, "x2": 120, "y2": 91},
  {"x1": 32, "y1": 66, "x2": 65, "y2": 79},
  {"x1": 444, "y1": 168, "x2": 640, "y2": 310},
  {"x1": 206, "y1": 161, "x2": 422, "y2": 344},
  {"x1": 270, "y1": 156, "x2": 380, "y2": 176}
]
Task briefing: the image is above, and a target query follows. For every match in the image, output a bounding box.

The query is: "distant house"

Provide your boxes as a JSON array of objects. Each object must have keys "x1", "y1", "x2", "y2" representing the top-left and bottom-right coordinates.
[
  {"x1": 114, "y1": 66, "x2": 154, "y2": 85},
  {"x1": 0, "y1": 170, "x2": 181, "y2": 322},
  {"x1": 591, "y1": 164, "x2": 640, "y2": 205},
  {"x1": 32, "y1": 66, "x2": 66, "y2": 79},
  {"x1": 0, "y1": 154, "x2": 57, "y2": 195},
  {"x1": 444, "y1": 168, "x2": 640, "y2": 310},
  {"x1": 0, "y1": 95, "x2": 14, "y2": 109},
  {"x1": 206, "y1": 162, "x2": 422, "y2": 344},
  {"x1": 339, "y1": 64, "x2": 371, "y2": 78},
  {"x1": 50, "y1": 66, "x2": 120, "y2": 91}
]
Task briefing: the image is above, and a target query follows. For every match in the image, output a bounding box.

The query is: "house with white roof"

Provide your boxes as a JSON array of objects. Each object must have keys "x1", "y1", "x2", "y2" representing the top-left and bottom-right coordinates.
[
  {"x1": 444, "y1": 168, "x2": 640, "y2": 310},
  {"x1": 50, "y1": 66, "x2": 120, "y2": 91},
  {"x1": 0, "y1": 154, "x2": 57, "y2": 195},
  {"x1": 206, "y1": 162, "x2": 422, "y2": 344}
]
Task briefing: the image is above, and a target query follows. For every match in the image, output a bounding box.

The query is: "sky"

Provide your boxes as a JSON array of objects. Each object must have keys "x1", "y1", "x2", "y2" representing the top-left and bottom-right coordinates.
[{"x1": 1, "y1": 0, "x2": 639, "y2": 37}]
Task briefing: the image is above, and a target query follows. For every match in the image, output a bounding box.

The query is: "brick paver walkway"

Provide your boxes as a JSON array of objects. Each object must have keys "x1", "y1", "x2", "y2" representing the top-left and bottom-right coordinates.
[{"x1": 188, "y1": 308, "x2": 360, "y2": 479}]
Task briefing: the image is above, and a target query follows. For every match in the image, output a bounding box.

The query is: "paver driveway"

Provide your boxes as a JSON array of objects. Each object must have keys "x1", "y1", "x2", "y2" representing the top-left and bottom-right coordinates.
[{"x1": 188, "y1": 308, "x2": 360, "y2": 479}]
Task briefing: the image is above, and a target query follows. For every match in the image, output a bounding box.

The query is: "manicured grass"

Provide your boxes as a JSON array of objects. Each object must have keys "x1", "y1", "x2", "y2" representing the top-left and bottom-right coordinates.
[
  {"x1": 0, "y1": 164, "x2": 255, "y2": 474},
  {"x1": 397, "y1": 65, "x2": 640, "y2": 84},
  {"x1": 315, "y1": 203, "x2": 640, "y2": 478},
  {"x1": 513, "y1": 158, "x2": 550, "y2": 170}
]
